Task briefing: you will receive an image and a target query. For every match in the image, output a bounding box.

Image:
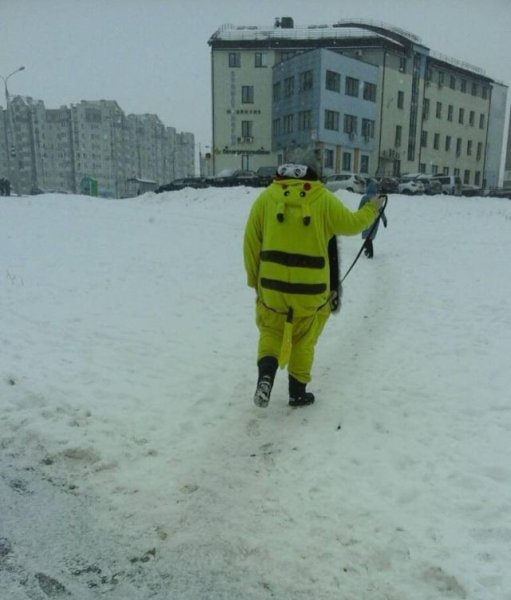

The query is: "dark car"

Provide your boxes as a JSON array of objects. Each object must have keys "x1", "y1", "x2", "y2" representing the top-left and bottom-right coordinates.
[
  {"x1": 207, "y1": 169, "x2": 262, "y2": 187},
  {"x1": 255, "y1": 166, "x2": 277, "y2": 187},
  {"x1": 155, "y1": 177, "x2": 209, "y2": 193},
  {"x1": 375, "y1": 177, "x2": 399, "y2": 194}
]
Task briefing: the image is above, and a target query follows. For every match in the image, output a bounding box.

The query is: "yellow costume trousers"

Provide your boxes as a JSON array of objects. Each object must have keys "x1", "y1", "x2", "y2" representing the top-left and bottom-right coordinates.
[{"x1": 255, "y1": 300, "x2": 330, "y2": 383}]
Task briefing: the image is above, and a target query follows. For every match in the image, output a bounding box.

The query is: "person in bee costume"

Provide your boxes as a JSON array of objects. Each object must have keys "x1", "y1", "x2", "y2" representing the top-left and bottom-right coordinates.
[{"x1": 243, "y1": 149, "x2": 385, "y2": 407}]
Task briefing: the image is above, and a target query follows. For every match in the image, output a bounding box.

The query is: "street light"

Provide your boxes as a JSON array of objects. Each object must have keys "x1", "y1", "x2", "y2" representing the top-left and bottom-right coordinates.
[{"x1": 1, "y1": 66, "x2": 25, "y2": 195}]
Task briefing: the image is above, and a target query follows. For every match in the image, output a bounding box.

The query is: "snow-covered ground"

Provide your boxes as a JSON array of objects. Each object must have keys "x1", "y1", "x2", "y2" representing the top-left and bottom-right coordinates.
[{"x1": 1, "y1": 187, "x2": 510, "y2": 599}]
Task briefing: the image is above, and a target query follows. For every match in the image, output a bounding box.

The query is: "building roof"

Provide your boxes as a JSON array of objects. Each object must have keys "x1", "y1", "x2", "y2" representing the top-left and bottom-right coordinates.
[{"x1": 209, "y1": 17, "x2": 491, "y2": 81}]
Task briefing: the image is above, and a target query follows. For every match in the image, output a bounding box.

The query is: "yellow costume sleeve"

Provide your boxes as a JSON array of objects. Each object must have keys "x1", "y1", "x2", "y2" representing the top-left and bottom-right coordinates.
[
  {"x1": 325, "y1": 192, "x2": 378, "y2": 236},
  {"x1": 243, "y1": 195, "x2": 264, "y2": 288}
]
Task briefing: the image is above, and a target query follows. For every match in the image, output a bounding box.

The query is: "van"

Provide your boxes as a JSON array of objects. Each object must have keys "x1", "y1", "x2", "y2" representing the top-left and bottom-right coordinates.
[{"x1": 430, "y1": 175, "x2": 462, "y2": 195}]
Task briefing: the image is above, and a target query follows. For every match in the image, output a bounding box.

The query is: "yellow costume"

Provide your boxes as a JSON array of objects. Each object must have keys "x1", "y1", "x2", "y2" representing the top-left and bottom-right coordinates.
[{"x1": 244, "y1": 176, "x2": 378, "y2": 391}]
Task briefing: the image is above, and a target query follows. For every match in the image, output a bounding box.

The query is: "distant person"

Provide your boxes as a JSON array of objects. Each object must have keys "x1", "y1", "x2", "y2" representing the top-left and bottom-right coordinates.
[
  {"x1": 358, "y1": 180, "x2": 387, "y2": 258},
  {"x1": 243, "y1": 150, "x2": 385, "y2": 408},
  {"x1": 4, "y1": 178, "x2": 11, "y2": 196},
  {"x1": 0, "y1": 177, "x2": 6, "y2": 196}
]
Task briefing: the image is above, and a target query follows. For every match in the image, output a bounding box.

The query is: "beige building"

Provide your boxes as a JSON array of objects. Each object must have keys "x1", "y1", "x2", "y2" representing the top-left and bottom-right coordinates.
[{"x1": 208, "y1": 18, "x2": 507, "y2": 188}]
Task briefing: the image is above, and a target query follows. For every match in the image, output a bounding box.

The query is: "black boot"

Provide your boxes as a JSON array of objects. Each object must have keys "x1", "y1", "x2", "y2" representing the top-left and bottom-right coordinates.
[
  {"x1": 364, "y1": 239, "x2": 374, "y2": 258},
  {"x1": 253, "y1": 356, "x2": 278, "y2": 407},
  {"x1": 288, "y1": 375, "x2": 315, "y2": 407}
]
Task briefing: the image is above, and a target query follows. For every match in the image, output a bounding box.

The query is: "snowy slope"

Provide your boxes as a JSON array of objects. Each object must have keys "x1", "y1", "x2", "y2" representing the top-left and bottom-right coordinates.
[{"x1": 1, "y1": 188, "x2": 510, "y2": 599}]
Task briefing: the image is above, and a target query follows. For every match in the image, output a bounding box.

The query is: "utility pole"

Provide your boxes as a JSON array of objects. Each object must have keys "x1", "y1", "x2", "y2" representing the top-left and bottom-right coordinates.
[{"x1": 1, "y1": 66, "x2": 25, "y2": 196}]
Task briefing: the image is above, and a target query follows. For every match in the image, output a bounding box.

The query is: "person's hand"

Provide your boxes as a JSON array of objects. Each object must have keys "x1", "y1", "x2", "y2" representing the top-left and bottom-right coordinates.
[{"x1": 370, "y1": 194, "x2": 385, "y2": 212}]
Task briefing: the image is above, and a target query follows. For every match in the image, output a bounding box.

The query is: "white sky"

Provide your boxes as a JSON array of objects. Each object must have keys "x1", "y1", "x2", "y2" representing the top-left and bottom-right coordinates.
[{"x1": 1, "y1": 0, "x2": 511, "y2": 149}]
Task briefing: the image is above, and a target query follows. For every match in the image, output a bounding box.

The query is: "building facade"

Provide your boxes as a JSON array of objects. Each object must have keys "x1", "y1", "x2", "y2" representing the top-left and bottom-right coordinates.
[
  {"x1": 0, "y1": 97, "x2": 195, "y2": 197},
  {"x1": 208, "y1": 18, "x2": 507, "y2": 188}
]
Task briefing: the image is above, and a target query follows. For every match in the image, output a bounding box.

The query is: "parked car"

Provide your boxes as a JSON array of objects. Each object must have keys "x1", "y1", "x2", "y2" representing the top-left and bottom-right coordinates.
[
  {"x1": 460, "y1": 184, "x2": 484, "y2": 197},
  {"x1": 430, "y1": 175, "x2": 462, "y2": 195},
  {"x1": 397, "y1": 179, "x2": 425, "y2": 195},
  {"x1": 324, "y1": 173, "x2": 365, "y2": 193},
  {"x1": 486, "y1": 187, "x2": 511, "y2": 199},
  {"x1": 207, "y1": 169, "x2": 261, "y2": 187},
  {"x1": 155, "y1": 177, "x2": 209, "y2": 193},
  {"x1": 416, "y1": 175, "x2": 442, "y2": 195},
  {"x1": 256, "y1": 166, "x2": 277, "y2": 186},
  {"x1": 375, "y1": 176, "x2": 399, "y2": 194}
]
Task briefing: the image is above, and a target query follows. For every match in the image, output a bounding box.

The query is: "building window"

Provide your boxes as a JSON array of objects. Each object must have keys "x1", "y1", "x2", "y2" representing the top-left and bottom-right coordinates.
[
  {"x1": 460, "y1": 79, "x2": 467, "y2": 93},
  {"x1": 254, "y1": 52, "x2": 266, "y2": 68},
  {"x1": 449, "y1": 75, "x2": 456, "y2": 89},
  {"x1": 471, "y1": 83, "x2": 478, "y2": 96},
  {"x1": 447, "y1": 105, "x2": 453, "y2": 122},
  {"x1": 363, "y1": 82, "x2": 377, "y2": 101},
  {"x1": 272, "y1": 118, "x2": 281, "y2": 136},
  {"x1": 298, "y1": 110, "x2": 312, "y2": 130},
  {"x1": 438, "y1": 71, "x2": 444, "y2": 87},
  {"x1": 241, "y1": 86, "x2": 254, "y2": 104},
  {"x1": 284, "y1": 76, "x2": 295, "y2": 97},
  {"x1": 283, "y1": 114, "x2": 294, "y2": 133},
  {"x1": 421, "y1": 130, "x2": 428, "y2": 148},
  {"x1": 324, "y1": 149, "x2": 334, "y2": 169},
  {"x1": 241, "y1": 120, "x2": 253, "y2": 138},
  {"x1": 479, "y1": 113, "x2": 485, "y2": 129},
  {"x1": 273, "y1": 82, "x2": 281, "y2": 101},
  {"x1": 228, "y1": 52, "x2": 240, "y2": 68},
  {"x1": 436, "y1": 102, "x2": 442, "y2": 118},
  {"x1": 344, "y1": 114, "x2": 357, "y2": 135},
  {"x1": 345, "y1": 76, "x2": 359, "y2": 97},
  {"x1": 433, "y1": 133, "x2": 440, "y2": 150},
  {"x1": 342, "y1": 152, "x2": 351, "y2": 171},
  {"x1": 456, "y1": 138, "x2": 462, "y2": 157},
  {"x1": 324, "y1": 109, "x2": 339, "y2": 131},
  {"x1": 325, "y1": 70, "x2": 340, "y2": 92},
  {"x1": 299, "y1": 70, "x2": 313, "y2": 91},
  {"x1": 458, "y1": 108, "x2": 464, "y2": 124},
  {"x1": 469, "y1": 110, "x2": 475, "y2": 126},
  {"x1": 445, "y1": 135, "x2": 451, "y2": 152},
  {"x1": 361, "y1": 118, "x2": 375, "y2": 139},
  {"x1": 360, "y1": 154, "x2": 369, "y2": 173},
  {"x1": 467, "y1": 140, "x2": 473, "y2": 156},
  {"x1": 475, "y1": 171, "x2": 481, "y2": 185},
  {"x1": 476, "y1": 141, "x2": 482, "y2": 160},
  {"x1": 395, "y1": 125, "x2": 402, "y2": 147},
  {"x1": 454, "y1": 168, "x2": 460, "y2": 176},
  {"x1": 464, "y1": 169, "x2": 470, "y2": 184},
  {"x1": 397, "y1": 90, "x2": 404, "y2": 109},
  {"x1": 423, "y1": 98, "x2": 430, "y2": 119},
  {"x1": 482, "y1": 86, "x2": 488, "y2": 99},
  {"x1": 431, "y1": 164, "x2": 439, "y2": 175},
  {"x1": 399, "y1": 57, "x2": 407, "y2": 73}
]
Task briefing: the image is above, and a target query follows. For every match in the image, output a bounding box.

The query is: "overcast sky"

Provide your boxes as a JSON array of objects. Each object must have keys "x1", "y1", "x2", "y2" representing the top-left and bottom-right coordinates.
[{"x1": 1, "y1": 0, "x2": 510, "y2": 150}]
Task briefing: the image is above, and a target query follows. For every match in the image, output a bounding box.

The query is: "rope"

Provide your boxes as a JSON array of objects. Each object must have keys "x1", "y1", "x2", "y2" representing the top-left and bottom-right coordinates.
[{"x1": 341, "y1": 195, "x2": 388, "y2": 283}]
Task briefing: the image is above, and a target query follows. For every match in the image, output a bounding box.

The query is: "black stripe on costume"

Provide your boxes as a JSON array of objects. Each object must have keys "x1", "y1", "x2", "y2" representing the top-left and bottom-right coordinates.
[
  {"x1": 261, "y1": 278, "x2": 327, "y2": 295},
  {"x1": 260, "y1": 250, "x2": 325, "y2": 269}
]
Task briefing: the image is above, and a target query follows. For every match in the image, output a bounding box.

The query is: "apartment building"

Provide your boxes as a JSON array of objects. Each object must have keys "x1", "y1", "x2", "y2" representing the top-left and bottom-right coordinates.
[
  {"x1": 208, "y1": 18, "x2": 507, "y2": 187},
  {"x1": 504, "y1": 108, "x2": 511, "y2": 187},
  {"x1": 0, "y1": 98, "x2": 195, "y2": 197}
]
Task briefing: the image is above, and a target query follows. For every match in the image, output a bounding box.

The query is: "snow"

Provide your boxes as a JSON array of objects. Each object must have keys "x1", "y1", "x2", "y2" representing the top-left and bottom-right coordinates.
[{"x1": 1, "y1": 187, "x2": 510, "y2": 599}]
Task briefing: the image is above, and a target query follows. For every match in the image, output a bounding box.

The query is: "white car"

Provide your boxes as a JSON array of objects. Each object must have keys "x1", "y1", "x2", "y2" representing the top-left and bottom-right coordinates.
[
  {"x1": 398, "y1": 179, "x2": 425, "y2": 195},
  {"x1": 324, "y1": 173, "x2": 366, "y2": 193}
]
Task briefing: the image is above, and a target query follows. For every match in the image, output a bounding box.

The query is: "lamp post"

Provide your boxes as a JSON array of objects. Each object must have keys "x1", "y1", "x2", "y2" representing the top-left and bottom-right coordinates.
[{"x1": 1, "y1": 66, "x2": 25, "y2": 195}]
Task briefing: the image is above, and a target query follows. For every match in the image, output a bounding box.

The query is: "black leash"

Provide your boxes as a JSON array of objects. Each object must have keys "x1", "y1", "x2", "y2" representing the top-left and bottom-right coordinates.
[{"x1": 341, "y1": 195, "x2": 388, "y2": 283}]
